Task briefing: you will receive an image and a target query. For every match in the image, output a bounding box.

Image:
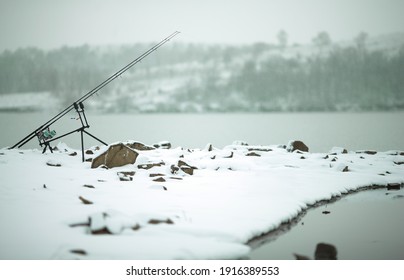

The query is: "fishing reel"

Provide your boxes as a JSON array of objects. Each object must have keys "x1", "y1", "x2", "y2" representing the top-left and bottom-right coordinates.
[
  {"x1": 36, "y1": 127, "x2": 56, "y2": 142},
  {"x1": 36, "y1": 127, "x2": 56, "y2": 153}
]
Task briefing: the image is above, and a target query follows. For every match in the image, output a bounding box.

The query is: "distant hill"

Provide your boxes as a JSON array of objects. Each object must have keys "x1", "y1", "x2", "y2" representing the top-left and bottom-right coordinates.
[{"x1": 1, "y1": 32, "x2": 403, "y2": 112}]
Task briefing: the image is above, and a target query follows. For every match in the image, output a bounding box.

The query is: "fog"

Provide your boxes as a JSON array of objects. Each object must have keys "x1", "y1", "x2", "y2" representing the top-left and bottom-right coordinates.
[{"x1": 1, "y1": 0, "x2": 404, "y2": 51}]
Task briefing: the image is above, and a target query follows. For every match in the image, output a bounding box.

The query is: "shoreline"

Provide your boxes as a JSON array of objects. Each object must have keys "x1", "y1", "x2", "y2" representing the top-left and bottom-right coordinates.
[{"x1": 247, "y1": 184, "x2": 399, "y2": 250}]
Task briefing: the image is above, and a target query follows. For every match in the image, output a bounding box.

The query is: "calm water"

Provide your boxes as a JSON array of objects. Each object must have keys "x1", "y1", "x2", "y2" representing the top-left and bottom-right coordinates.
[
  {"x1": 249, "y1": 188, "x2": 404, "y2": 260},
  {"x1": 1, "y1": 111, "x2": 404, "y2": 152}
]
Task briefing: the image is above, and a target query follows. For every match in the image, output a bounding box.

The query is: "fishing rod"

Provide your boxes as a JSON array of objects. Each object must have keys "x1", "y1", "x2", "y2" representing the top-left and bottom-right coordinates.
[{"x1": 10, "y1": 31, "x2": 180, "y2": 160}]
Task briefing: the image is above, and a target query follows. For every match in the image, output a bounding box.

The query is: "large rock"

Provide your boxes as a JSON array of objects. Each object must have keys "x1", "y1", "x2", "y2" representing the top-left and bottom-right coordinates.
[
  {"x1": 314, "y1": 243, "x2": 338, "y2": 260},
  {"x1": 286, "y1": 140, "x2": 309, "y2": 153},
  {"x1": 91, "y1": 143, "x2": 138, "y2": 169}
]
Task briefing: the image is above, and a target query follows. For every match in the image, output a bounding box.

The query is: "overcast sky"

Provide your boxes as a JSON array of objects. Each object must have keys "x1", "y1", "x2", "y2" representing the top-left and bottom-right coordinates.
[{"x1": 1, "y1": 0, "x2": 404, "y2": 51}]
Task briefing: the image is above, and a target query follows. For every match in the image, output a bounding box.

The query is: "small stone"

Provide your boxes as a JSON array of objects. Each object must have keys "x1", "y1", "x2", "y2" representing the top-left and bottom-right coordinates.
[
  {"x1": 79, "y1": 196, "x2": 93, "y2": 205},
  {"x1": 153, "y1": 177, "x2": 166, "y2": 182},
  {"x1": 170, "y1": 165, "x2": 180, "y2": 174},
  {"x1": 46, "y1": 161, "x2": 61, "y2": 167},
  {"x1": 387, "y1": 183, "x2": 401, "y2": 191},
  {"x1": 232, "y1": 140, "x2": 248, "y2": 146},
  {"x1": 181, "y1": 166, "x2": 194, "y2": 175},
  {"x1": 153, "y1": 141, "x2": 171, "y2": 149},
  {"x1": 329, "y1": 147, "x2": 348, "y2": 155},
  {"x1": 70, "y1": 249, "x2": 87, "y2": 256},
  {"x1": 68, "y1": 152, "x2": 77, "y2": 156},
  {"x1": 322, "y1": 210, "x2": 331, "y2": 214},
  {"x1": 205, "y1": 143, "x2": 213, "y2": 152},
  {"x1": 132, "y1": 224, "x2": 141, "y2": 231},
  {"x1": 85, "y1": 150, "x2": 94, "y2": 155},
  {"x1": 223, "y1": 151, "x2": 234, "y2": 158},
  {"x1": 286, "y1": 140, "x2": 309, "y2": 153},
  {"x1": 138, "y1": 162, "x2": 164, "y2": 170},
  {"x1": 246, "y1": 152, "x2": 261, "y2": 157},
  {"x1": 149, "y1": 173, "x2": 165, "y2": 177},
  {"x1": 148, "y1": 218, "x2": 174, "y2": 225},
  {"x1": 83, "y1": 184, "x2": 95, "y2": 189}
]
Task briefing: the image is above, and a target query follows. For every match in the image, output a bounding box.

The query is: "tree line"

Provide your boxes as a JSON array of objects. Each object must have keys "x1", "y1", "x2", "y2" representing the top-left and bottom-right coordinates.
[{"x1": 0, "y1": 32, "x2": 403, "y2": 112}]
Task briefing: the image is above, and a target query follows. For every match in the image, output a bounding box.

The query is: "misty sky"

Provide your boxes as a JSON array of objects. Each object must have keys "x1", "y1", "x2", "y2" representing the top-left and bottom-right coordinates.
[{"x1": 1, "y1": 0, "x2": 404, "y2": 51}]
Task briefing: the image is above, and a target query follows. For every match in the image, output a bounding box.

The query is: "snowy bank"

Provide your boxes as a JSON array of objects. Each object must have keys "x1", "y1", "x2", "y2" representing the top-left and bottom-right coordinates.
[{"x1": 0, "y1": 141, "x2": 403, "y2": 259}]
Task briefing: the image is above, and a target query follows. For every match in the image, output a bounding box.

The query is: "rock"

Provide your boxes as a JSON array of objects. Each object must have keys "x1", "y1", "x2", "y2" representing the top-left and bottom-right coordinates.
[
  {"x1": 82, "y1": 184, "x2": 95, "y2": 189},
  {"x1": 232, "y1": 140, "x2": 248, "y2": 146},
  {"x1": 70, "y1": 249, "x2": 87, "y2": 256},
  {"x1": 79, "y1": 196, "x2": 93, "y2": 205},
  {"x1": 177, "y1": 160, "x2": 197, "y2": 175},
  {"x1": 334, "y1": 163, "x2": 349, "y2": 172},
  {"x1": 149, "y1": 173, "x2": 166, "y2": 177},
  {"x1": 293, "y1": 253, "x2": 311, "y2": 260},
  {"x1": 148, "y1": 218, "x2": 174, "y2": 225},
  {"x1": 246, "y1": 152, "x2": 261, "y2": 157},
  {"x1": 178, "y1": 160, "x2": 197, "y2": 169},
  {"x1": 387, "y1": 183, "x2": 401, "y2": 191},
  {"x1": 181, "y1": 166, "x2": 194, "y2": 175},
  {"x1": 46, "y1": 161, "x2": 61, "y2": 167},
  {"x1": 170, "y1": 164, "x2": 180, "y2": 174},
  {"x1": 294, "y1": 243, "x2": 338, "y2": 260},
  {"x1": 322, "y1": 210, "x2": 331, "y2": 214},
  {"x1": 68, "y1": 152, "x2": 77, "y2": 156},
  {"x1": 329, "y1": 147, "x2": 348, "y2": 155},
  {"x1": 149, "y1": 185, "x2": 167, "y2": 191},
  {"x1": 223, "y1": 151, "x2": 234, "y2": 158},
  {"x1": 356, "y1": 150, "x2": 377, "y2": 155},
  {"x1": 248, "y1": 147, "x2": 272, "y2": 152},
  {"x1": 89, "y1": 213, "x2": 108, "y2": 234},
  {"x1": 153, "y1": 141, "x2": 171, "y2": 149},
  {"x1": 137, "y1": 162, "x2": 165, "y2": 170},
  {"x1": 314, "y1": 243, "x2": 338, "y2": 260},
  {"x1": 286, "y1": 140, "x2": 309, "y2": 153},
  {"x1": 117, "y1": 171, "x2": 135, "y2": 181},
  {"x1": 204, "y1": 143, "x2": 213, "y2": 152},
  {"x1": 85, "y1": 150, "x2": 94, "y2": 155},
  {"x1": 91, "y1": 143, "x2": 139, "y2": 169},
  {"x1": 153, "y1": 177, "x2": 166, "y2": 182},
  {"x1": 126, "y1": 142, "x2": 155, "y2": 151}
]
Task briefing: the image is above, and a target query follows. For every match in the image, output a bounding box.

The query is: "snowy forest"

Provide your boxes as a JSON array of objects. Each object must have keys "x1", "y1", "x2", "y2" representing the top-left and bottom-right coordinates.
[{"x1": 0, "y1": 31, "x2": 403, "y2": 112}]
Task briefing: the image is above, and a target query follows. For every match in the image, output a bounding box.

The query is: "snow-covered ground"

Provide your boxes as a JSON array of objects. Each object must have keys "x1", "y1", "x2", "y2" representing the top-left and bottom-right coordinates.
[{"x1": 0, "y1": 141, "x2": 403, "y2": 259}]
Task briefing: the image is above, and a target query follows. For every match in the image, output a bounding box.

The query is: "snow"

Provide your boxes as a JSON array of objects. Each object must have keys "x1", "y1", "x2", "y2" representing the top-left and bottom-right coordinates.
[{"x1": 0, "y1": 141, "x2": 403, "y2": 259}]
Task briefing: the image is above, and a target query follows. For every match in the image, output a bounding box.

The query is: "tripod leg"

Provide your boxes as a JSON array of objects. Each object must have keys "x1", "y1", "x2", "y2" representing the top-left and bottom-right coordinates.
[
  {"x1": 42, "y1": 142, "x2": 53, "y2": 154},
  {"x1": 80, "y1": 130, "x2": 85, "y2": 162},
  {"x1": 83, "y1": 130, "x2": 108, "y2": 146}
]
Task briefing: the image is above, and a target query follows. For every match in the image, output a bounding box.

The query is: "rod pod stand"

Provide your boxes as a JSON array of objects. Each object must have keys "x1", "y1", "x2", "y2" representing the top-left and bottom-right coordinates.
[{"x1": 40, "y1": 102, "x2": 107, "y2": 162}]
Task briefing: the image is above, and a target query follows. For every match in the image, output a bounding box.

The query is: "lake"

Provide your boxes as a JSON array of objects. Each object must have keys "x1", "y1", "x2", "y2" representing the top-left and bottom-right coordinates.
[
  {"x1": 1, "y1": 111, "x2": 404, "y2": 152},
  {"x1": 249, "y1": 188, "x2": 404, "y2": 260}
]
